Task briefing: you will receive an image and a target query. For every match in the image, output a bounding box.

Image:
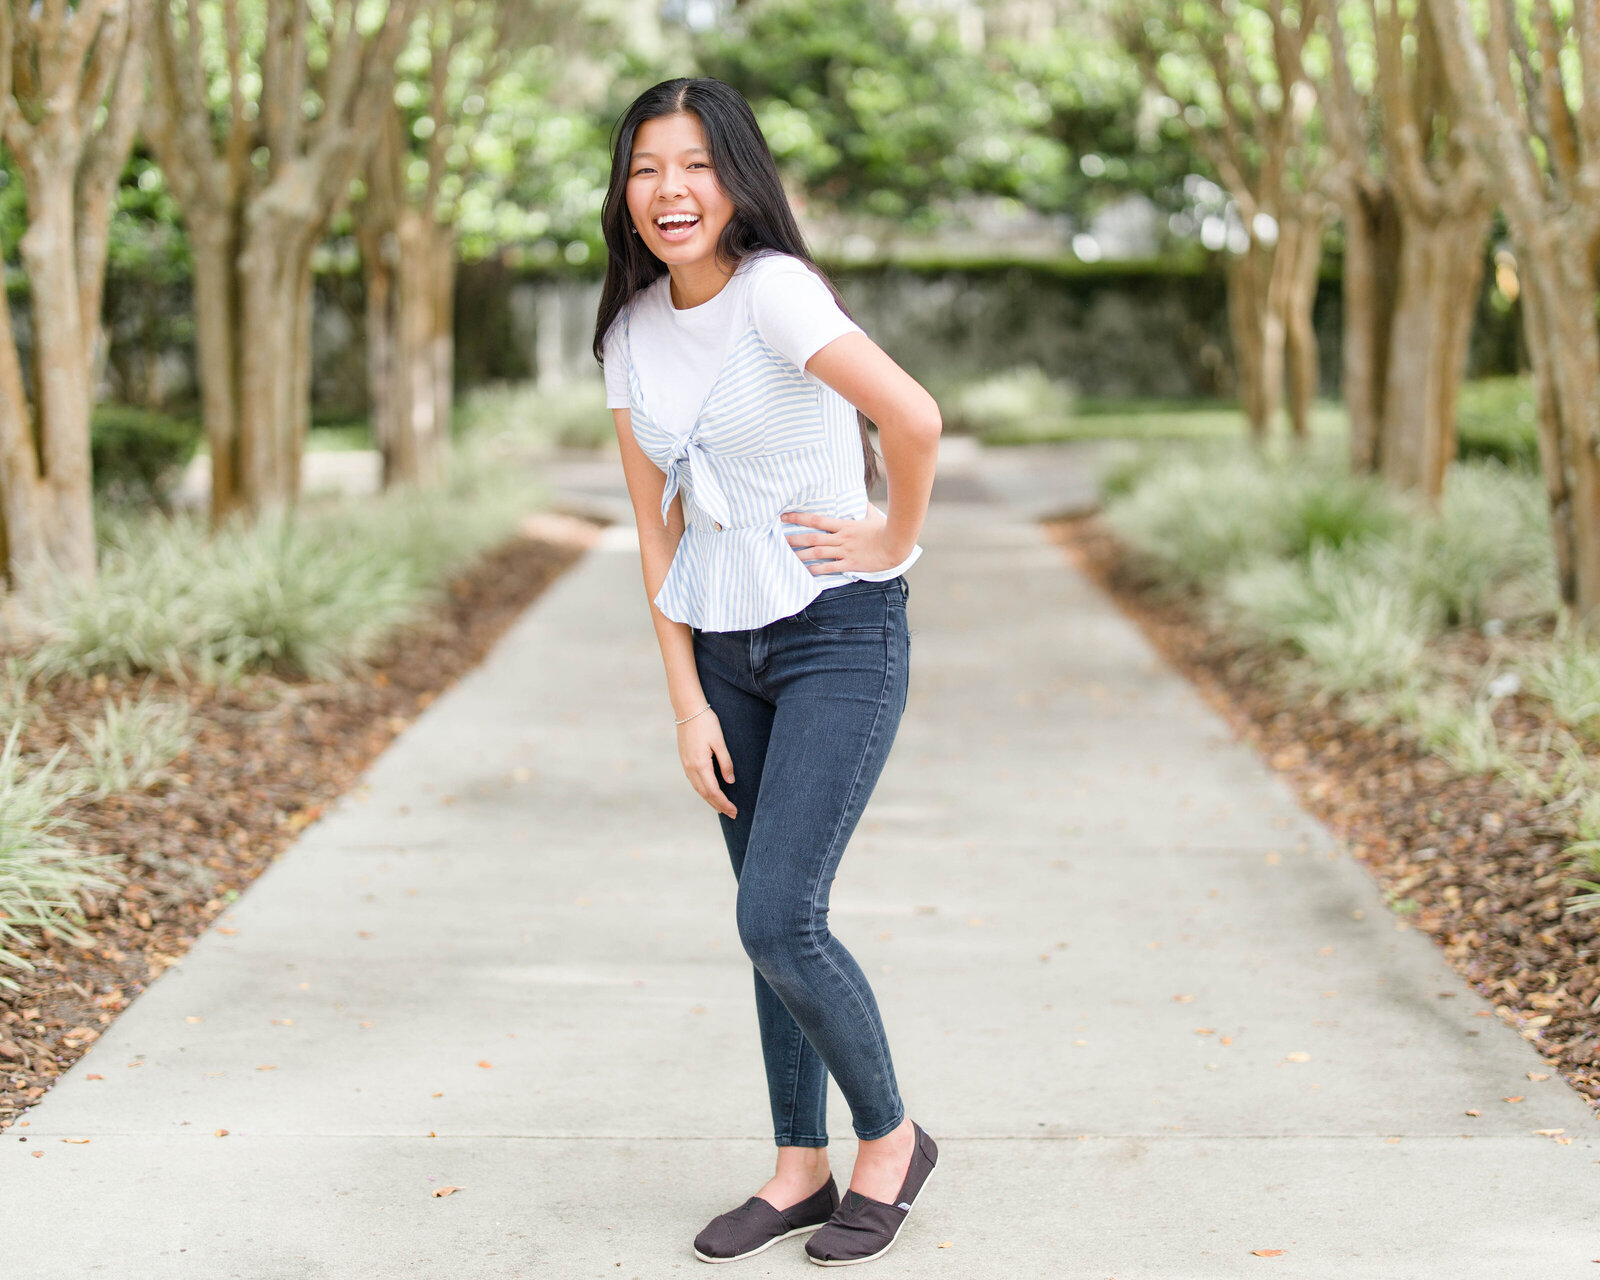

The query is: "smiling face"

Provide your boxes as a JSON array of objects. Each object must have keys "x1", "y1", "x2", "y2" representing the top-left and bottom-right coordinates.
[{"x1": 625, "y1": 112, "x2": 735, "y2": 271}]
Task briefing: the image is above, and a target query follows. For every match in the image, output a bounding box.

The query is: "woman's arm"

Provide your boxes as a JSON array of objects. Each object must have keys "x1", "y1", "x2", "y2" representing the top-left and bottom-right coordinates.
[
  {"x1": 612, "y1": 408, "x2": 737, "y2": 818},
  {"x1": 781, "y1": 332, "x2": 942, "y2": 574}
]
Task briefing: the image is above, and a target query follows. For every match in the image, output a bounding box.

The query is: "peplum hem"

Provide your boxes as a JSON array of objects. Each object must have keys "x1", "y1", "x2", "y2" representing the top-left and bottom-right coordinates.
[{"x1": 654, "y1": 519, "x2": 919, "y2": 633}]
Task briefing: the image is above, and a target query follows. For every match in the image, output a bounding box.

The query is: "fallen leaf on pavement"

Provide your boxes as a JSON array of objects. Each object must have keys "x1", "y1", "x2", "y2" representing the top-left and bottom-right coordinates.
[
  {"x1": 1502, "y1": 1096, "x2": 1524, "y2": 1103},
  {"x1": 432, "y1": 1185, "x2": 463, "y2": 1197},
  {"x1": 938, "y1": 1241, "x2": 954, "y2": 1249},
  {"x1": 85, "y1": 1074, "x2": 103, "y2": 1081},
  {"x1": 1527, "y1": 1071, "x2": 1551, "y2": 1082},
  {"x1": 61, "y1": 1138, "x2": 89, "y2": 1144},
  {"x1": 1251, "y1": 1249, "x2": 1284, "y2": 1257},
  {"x1": 1173, "y1": 994, "x2": 1194, "y2": 1003},
  {"x1": 1465, "y1": 1109, "x2": 1481, "y2": 1116},
  {"x1": 30, "y1": 1150, "x2": 41, "y2": 1158},
  {"x1": 1284, "y1": 1052, "x2": 1311, "y2": 1063},
  {"x1": 1534, "y1": 1128, "x2": 1565, "y2": 1136},
  {"x1": 214, "y1": 1129, "x2": 229, "y2": 1137},
  {"x1": 476, "y1": 1060, "x2": 493, "y2": 1069}
]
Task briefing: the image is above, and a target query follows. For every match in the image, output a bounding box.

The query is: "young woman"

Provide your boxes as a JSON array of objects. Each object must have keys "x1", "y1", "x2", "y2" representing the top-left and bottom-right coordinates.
[{"x1": 593, "y1": 78, "x2": 941, "y2": 1268}]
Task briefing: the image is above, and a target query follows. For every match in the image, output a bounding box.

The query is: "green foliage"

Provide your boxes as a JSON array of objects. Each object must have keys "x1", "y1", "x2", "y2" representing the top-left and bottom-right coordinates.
[
  {"x1": 697, "y1": 0, "x2": 1070, "y2": 224},
  {"x1": 1001, "y1": 20, "x2": 1199, "y2": 224},
  {"x1": 70, "y1": 692, "x2": 195, "y2": 798},
  {"x1": 1521, "y1": 620, "x2": 1600, "y2": 733},
  {"x1": 1111, "y1": 446, "x2": 1561, "y2": 714},
  {"x1": 0, "y1": 725, "x2": 123, "y2": 988},
  {"x1": 1456, "y1": 376, "x2": 1540, "y2": 470},
  {"x1": 1562, "y1": 789, "x2": 1600, "y2": 913},
  {"x1": 1414, "y1": 693, "x2": 1511, "y2": 776},
  {"x1": 1221, "y1": 545, "x2": 1428, "y2": 695},
  {"x1": 25, "y1": 390, "x2": 548, "y2": 682},
  {"x1": 457, "y1": 377, "x2": 612, "y2": 450},
  {"x1": 90, "y1": 406, "x2": 203, "y2": 508},
  {"x1": 1391, "y1": 463, "x2": 1556, "y2": 629},
  {"x1": 943, "y1": 366, "x2": 1076, "y2": 442},
  {"x1": 1104, "y1": 449, "x2": 1287, "y2": 588}
]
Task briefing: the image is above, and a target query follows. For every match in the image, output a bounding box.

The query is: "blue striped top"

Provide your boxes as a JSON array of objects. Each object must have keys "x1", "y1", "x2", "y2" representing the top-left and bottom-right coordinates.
[{"x1": 618, "y1": 277, "x2": 922, "y2": 633}]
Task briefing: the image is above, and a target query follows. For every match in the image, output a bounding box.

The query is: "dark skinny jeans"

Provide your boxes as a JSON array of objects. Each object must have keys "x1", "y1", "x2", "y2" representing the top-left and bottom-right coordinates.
[{"x1": 691, "y1": 574, "x2": 911, "y2": 1146}]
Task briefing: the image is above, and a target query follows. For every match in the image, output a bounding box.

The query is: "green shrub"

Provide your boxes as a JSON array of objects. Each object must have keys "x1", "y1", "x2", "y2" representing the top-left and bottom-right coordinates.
[
  {"x1": 1415, "y1": 693, "x2": 1511, "y2": 775},
  {"x1": 90, "y1": 405, "x2": 203, "y2": 508},
  {"x1": 1104, "y1": 450, "x2": 1286, "y2": 588},
  {"x1": 1271, "y1": 470, "x2": 1400, "y2": 558},
  {"x1": 457, "y1": 378, "x2": 612, "y2": 450},
  {"x1": 1097, "y1": 445, "x2": 1163, "y2": 502},
  {"x1": 1391, "y1": 461, "x2": 1556, "y2": 628},
  {"x1": 944, "y1": 366, "x2": 1077, "y2": 443},
  {"x1": 0, "y1": 724, "x2": 123, "y2": 987},
  {"x1": 1521, "y1": 620, "x2": 1600, "y2": 733},
  {"x1": 1286, "y1": 565, "x2": 1430, "y2": 696},
  {"x1": 70, "y1": 691, "x2": 194, "y2": 797},
  {"x1": 1456, "y1": 376, "x2": 1540, "y2": 470},
  {"x1": 24, "y1": 414, "x2": 544, "y2": 682}
]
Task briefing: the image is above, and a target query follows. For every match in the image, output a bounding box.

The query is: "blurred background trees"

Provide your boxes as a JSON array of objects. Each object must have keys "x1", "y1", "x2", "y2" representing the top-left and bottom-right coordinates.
[{"x1": 0, "y1": 0, "x2": 1593, "y2": 618}]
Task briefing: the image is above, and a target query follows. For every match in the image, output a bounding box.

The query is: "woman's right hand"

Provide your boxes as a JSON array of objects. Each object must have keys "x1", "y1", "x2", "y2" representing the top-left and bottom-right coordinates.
[{"x1": 678, "y1": 709, "x2": 737, "y2": 819}]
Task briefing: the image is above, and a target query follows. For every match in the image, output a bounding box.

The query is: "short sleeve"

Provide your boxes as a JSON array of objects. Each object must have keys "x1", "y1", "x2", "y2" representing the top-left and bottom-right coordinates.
[
  {"x1": 602, "y1": 315, "x2": 631, "y2": 411},
  {"x1": 748, "y1": 256, "x2": 863, "y2": 382}
]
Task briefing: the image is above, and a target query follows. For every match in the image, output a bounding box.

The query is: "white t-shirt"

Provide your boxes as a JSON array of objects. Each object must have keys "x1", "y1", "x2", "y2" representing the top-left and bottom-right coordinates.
[{"x1": 602, "y1": 252, "x2": 863, "y2": 434}]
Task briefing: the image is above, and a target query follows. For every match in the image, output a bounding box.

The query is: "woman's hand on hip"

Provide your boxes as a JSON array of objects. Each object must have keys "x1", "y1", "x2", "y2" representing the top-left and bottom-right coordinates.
[
  {"x1": 781, "y1": 504, "x2": 908, "y2": 575},
  {"x1": 678, "y1": 710, "x2": 737, "y2": 819}
]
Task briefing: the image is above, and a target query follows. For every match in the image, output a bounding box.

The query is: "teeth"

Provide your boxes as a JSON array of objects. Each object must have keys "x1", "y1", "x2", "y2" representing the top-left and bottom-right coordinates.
[{"x1": 656, "y1": 214, "x2": 699, "y2": 228}]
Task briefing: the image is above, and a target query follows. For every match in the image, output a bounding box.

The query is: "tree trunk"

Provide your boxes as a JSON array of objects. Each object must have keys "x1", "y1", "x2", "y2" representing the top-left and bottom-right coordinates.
[
  {"x1": 1377, "y1": 205, "x2": 1491, "y2": 501},
  {"x1": 365, "y1": 208, "x2": 455, "y2": 490},
  {"x1": 1224, "y1": 243, "x2": 1275, "y2": 444},
  {"x1": 1281, "y1": 207, "x2": 1328, "y2": 444},
  {"x1": 1520, "y1": 244, "x2": 1600, "y2": 617},
  {"x1": 1337, "y1": 183, "x2": 1402, "y2": 473},
  {"x1": 189, "y1": 216, "x2": 245, "y2": 523},
  {"x1": 16, "y1": 167, "x2": 95, "y2": 580}
]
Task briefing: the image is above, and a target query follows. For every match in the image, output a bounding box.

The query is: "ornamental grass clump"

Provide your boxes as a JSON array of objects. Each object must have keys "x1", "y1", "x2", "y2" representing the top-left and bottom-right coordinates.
[
  {"x1": 0, "y1": 724, "x2": 123, "y2": 988},
  {"x1": 1104, "y1": 450, "x2": 1286, "y2": 589},
  {"x1": 1219, "y1": 544, "x2": 1429, "y2": 696},
  {"x1": 1521, "y1": 620, "x2": 1600, "y2": 733},
  {"x1": 70, "y1": 691, "x2": 194, "y2": 798},
  {"x1": 1391, "y1": 461, "x2": 1556, "y2": 629},
  {"x1": 945, "y1": 366, "x2": 1077, "y2": 443},
  {"x1": 23, "y1": 403, "x2": 545, "y2": 682},
  {"x1": 25, "y1": 511, "x2": 420, "y2": 682}
]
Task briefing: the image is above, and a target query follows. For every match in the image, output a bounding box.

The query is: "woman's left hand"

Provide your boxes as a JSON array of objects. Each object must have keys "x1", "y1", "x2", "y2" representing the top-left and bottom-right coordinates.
[{"x1": 781, "y1": 504, "x2": 906, "y2": 575}]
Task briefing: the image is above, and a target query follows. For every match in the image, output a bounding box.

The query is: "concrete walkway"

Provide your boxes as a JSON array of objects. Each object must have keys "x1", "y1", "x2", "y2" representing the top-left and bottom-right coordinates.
[{"x1": 8, "y1": 443, "x2": 1599, "y2": 1278}]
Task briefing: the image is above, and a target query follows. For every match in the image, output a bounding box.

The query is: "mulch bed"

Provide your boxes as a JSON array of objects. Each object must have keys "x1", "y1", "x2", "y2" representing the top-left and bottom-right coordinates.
[
  {"x1": 1046, "y1": 513, "x2": 1600, "y2": 1114},
  {"x1": 0, "y1": 517, "x2": 595, "y2": 1130}
]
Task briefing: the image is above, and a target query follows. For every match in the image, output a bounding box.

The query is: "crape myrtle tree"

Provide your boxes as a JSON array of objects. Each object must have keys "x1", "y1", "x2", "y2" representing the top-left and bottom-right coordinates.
[
  {"x1": 1117, "y1": 0, "x2": 1329, "y2": 445},
  {"x1": 357, "y1": 0, "x2": 590, "y2": 491},
  {"x1": 1430, "y1": 0, "x2": 1600, "y2": 619},
  {"x1": 696, "y1": 0, "x2": 1071, "y2": 231},
  {"x1": 143, "y1": 0, "x2": 420, "y2": 524},
  {"x1": 1319, "y1": 0, "x2": 1492, "y2": 501},
  {"x1": 0, "y1": 0, "x2": 151, "y2": 589}
]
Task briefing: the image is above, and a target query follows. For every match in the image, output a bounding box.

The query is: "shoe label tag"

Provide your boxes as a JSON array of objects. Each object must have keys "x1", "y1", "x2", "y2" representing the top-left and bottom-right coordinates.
[{"x1": 896, "y1": 1202, "x2": 912, "y2": 1212}]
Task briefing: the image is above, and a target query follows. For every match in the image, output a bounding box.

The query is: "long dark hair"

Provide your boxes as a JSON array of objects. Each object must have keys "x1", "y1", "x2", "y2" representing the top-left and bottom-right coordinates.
[{"x1": 592, "y1": 77, "x2": 879, "y2": 490}]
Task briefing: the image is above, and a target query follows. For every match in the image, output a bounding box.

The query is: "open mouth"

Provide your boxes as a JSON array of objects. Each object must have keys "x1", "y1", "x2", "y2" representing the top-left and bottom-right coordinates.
[{"x1": 654, "y1": 212, "x2": 701, "y2": 239}]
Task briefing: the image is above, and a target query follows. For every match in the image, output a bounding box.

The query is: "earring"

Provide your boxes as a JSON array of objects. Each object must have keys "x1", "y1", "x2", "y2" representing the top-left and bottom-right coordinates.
[{"x1": 630, "y1": 224, "x2": 639, "y2": 236}]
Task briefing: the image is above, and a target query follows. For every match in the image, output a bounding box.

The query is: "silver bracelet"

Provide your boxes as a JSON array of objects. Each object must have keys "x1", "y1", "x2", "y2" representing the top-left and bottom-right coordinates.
[{"x1": 674, "y1": 701, "x2": 712, "y2": 726}]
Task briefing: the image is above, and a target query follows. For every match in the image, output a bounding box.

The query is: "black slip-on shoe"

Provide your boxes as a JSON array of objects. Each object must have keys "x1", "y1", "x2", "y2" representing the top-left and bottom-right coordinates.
[
  {"x1": 693, "y1": 1175, "x2": 841, "y2": 1263},
  {"x1": 805, "y1": 1122, "x2": 938, "y2": 1267}
]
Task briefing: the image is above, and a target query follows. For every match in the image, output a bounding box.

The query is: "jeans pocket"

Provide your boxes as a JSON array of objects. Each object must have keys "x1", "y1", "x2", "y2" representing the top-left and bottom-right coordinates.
[{"x1": 800, "y1": 582, "x2": 892, "y2": 633}]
